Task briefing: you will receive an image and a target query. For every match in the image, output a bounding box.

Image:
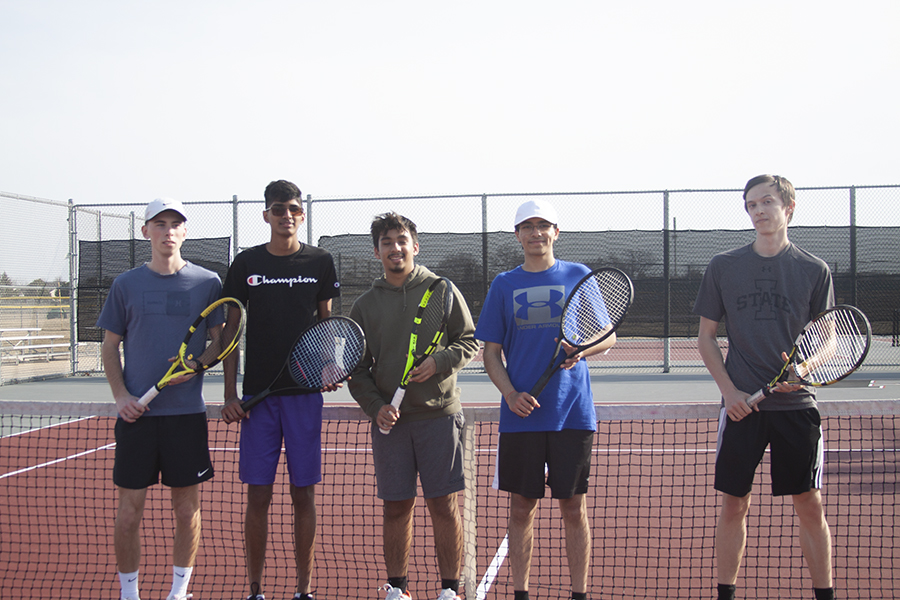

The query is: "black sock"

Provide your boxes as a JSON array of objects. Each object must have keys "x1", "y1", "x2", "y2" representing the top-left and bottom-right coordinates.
[
  {"x1": 717, "y1": 583, "x2": 736, "y2": 600},
  {"x1": 389, "y1": 577, "x2": 409, "y2": 593},
  {"x1": 514, "y1": 591, "x2": 530, "y2": 600},
  {"x1": 572, "y1": 593, "x2": 587, "y2": 600},
  {"x1": 441, "y1": 579, "x2": 460, "y2": 593},
  {"x1": 814, "y1": 588, "x2": 835, "y2": 600}
]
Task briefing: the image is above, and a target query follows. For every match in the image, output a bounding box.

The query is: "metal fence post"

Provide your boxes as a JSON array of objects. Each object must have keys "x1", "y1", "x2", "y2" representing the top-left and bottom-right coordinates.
[
  {"x1": 663, "y1": 191, "x2": 671, "y2": 372},
  {"x1": 68, "y1": 199, "x2": 77, "y2": 375},
  {"x1": 307, "y1": 194, "x2": 313, "y2": 246},
  {"x1": 850, "y1": 186, "x2": 857, "y2": 307},
  {"x1": 232, "y1": 195, "x2": 239, "y2": 259},
  {"x1": 481, "y1": 194, "x2": 489, "y2": 301}
]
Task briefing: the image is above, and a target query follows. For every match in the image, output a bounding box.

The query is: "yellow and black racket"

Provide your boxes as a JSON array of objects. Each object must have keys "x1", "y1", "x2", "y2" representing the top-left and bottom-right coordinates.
[
  {"x1": 746, "y1": 304, "x2": 871, "y2": 408},
  {"x1": 380, "y1": 277, "x2": 454, "y2": 434},
  {"x1": 138, "y1": 297, "x2": 246, "y2": 407}
]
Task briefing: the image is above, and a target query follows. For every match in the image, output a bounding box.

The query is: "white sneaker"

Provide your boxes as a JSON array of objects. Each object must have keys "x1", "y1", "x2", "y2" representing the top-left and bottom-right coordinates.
[
  {"x1": 381, "y1": 583, "x2": 412, "y2": 600},
  {"x1": 436, "y1": 589, "x2": 460, "y2": 600},
  {"x1": 166, "y1": 594, "x2": 192, "y2": 600}
]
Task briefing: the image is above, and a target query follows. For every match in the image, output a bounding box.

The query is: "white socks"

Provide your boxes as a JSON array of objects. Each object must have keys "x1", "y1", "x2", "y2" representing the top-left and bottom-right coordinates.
[
  {"x1": 118, "y1": 570, "x2": 139, "y2": 600},
  {"x1": 118, "y1": 566, "x2": 193, "y2": 600},
  {"x1": 170, "y1": 565, "x2": 194, "y2": 599}
]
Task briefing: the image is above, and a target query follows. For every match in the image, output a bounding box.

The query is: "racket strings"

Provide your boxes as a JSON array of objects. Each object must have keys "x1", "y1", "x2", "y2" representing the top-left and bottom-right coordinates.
[
  {"x1": 562, "y1": 272, "x2": 631, "y2": 344},
  {"x1": 414, "y1": 285, "x2": 451, "y2": 356},
  {"x1": 289, "y1": 320, "x2": 366, "y2": 388},
  {"x1": 796, "y1": 308, "x2": 868, "y2": 384}
]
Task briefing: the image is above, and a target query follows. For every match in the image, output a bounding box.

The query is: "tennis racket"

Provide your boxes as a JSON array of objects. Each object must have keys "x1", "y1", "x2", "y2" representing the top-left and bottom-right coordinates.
[
  {"x1": 528, "y1": 267, "x2": 634, "y2": 400},
  {"x1": 380, "y1": 277, "x2": 454, "y2": 434},
  {"x1": 240, "y1": 316, "x2": 366, "y2": 413},
  {"x1": 138, "y1": 297, "x2": 246, "y2": 406},
  {"x1": 746, "y1": 304, "x2": 872, "y2": 408}
]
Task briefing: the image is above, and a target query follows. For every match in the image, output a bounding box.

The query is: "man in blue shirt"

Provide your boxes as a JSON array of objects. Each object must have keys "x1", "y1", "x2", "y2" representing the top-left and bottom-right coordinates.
[{"x1": 476, "y1": 200, "x2": 615, "y2": 600}]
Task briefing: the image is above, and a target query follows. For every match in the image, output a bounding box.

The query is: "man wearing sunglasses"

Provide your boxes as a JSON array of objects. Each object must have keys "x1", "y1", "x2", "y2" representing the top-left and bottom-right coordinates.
[{"x1": 222, "y1": 180, "x2": 341, "y2": 600}]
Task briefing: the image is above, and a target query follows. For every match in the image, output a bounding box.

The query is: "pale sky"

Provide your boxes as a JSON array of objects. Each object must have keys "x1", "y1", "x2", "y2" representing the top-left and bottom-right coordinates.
[{"x1": 1, "y1": 1, "x2": 898, "y2": 283}]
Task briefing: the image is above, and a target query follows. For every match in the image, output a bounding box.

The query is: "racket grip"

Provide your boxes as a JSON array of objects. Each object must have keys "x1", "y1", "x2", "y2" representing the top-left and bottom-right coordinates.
[
  {"x1": 745, "y1": 388, "x2": 768, "y2": 408},
  {"x1": 138, "y1": 387, "x2": 159, "y2": 407},
  {"x1": 379, "y1": 388, "x2": 406, "y2": 435},
  {"x1": 528, "y1": 371, "x2": 554, "y2": 400}
]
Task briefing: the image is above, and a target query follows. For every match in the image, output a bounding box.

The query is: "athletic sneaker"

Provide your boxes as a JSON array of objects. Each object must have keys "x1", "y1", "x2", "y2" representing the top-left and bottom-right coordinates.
[
  {"x1": 165, "y1": 595, "x2": 193, "y2": 600},
  {"x1": 381, "y1": 583, "x2": 412, "y2": 600},
  {"x1": 245, "y1": 584, "x2": 265, "y2": 600},
  {"x1": 435, "y1": 589, "x2": 460, "y2": 600}
]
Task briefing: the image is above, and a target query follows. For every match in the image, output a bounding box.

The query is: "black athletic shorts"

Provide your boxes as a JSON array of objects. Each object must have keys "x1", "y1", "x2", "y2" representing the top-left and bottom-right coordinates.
[
  {"x1": 715, "y1": 407, "x2": 824, "y2": 497},
  {"x1": 496, "y1": 429, "x2": 593, "y2": 499},
  {"x1": 113, "y1": 413, "x2": 214, "y2": 489}
]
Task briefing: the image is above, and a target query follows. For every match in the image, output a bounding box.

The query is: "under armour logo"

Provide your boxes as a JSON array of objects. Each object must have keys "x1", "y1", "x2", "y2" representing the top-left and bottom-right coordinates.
[{"x1": 514, "y1": 285, "x2": 565, "y2": 326}]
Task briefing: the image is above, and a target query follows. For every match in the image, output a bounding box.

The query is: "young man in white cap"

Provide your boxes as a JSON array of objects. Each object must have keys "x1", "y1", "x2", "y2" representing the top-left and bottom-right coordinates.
[
  {"x1": 98, "y1": 198, "x2": 224, "y2": 600},
  {"x1": 475, "y1": 200, "x2": 615, "y2": 600}
]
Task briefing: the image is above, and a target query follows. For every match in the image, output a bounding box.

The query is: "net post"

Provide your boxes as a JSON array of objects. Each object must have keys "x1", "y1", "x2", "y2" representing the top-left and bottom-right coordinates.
[{"x1": 461, "y1": 407, "x2": 478, "y2": 597}]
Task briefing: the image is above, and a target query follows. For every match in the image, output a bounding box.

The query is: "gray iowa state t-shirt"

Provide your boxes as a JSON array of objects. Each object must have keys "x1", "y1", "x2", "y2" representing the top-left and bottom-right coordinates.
[{"x1": 693, "y1": 243, "x2": 834, "y2": 411}]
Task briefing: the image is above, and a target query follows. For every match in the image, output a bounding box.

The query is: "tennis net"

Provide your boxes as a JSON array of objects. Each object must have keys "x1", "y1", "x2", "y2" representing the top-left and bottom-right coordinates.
[{"x1": 1, "y1": 400, "x2": 898, "y2": 599}]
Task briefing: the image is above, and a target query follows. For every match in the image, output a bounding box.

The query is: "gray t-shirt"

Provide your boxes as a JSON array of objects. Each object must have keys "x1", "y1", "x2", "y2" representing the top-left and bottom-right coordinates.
[
  {"x1": 693, "y1": 243, "x2": 834, "y2": 410},
  {"x1": 97, "y1": 262, "x2": 223, "y2": 416}
]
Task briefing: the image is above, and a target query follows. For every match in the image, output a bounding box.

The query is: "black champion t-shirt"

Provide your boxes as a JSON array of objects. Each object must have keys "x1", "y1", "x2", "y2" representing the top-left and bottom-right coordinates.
[{"x1": 222, "y1": 243, "x2": 340, "y2": 395}]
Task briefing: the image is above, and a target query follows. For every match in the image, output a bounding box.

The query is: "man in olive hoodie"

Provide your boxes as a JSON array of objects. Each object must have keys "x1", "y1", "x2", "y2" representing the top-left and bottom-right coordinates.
[{"x1": 349, "y1": 212, "x2": 478, "y2": 600}]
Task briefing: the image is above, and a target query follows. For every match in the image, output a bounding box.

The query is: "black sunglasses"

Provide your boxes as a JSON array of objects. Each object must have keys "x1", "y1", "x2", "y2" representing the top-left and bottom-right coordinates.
[{"x1": 266, "y1": 203, "x2": 303, "y2": 217}]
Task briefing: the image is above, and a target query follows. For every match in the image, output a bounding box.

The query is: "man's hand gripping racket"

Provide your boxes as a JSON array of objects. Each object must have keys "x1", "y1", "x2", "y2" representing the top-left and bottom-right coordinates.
[
  {"x1": 528, "y1": 268, "x2": 634, "y2": 401},
  {"x1": 745, "y1": 304, "x2": 872, "y2": 408},
  {"x1": 237, "y1": 316, "x2": 366, "y2": 415},
  {"x1": 138, "y1": 297, "x2": 246, "y2": 407},
  {"x1": 380, "y1": 277, "x2": 454, "y2": 434}
]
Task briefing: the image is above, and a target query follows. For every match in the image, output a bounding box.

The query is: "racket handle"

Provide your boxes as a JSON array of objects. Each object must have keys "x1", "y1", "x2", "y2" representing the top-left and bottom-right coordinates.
[
  {"x1": 138, "y1": 387, "x2": 159, "y2": 407},
  {"x1": 379, "y1": 388, "x2": 406, "y2": 434},
  {"x1": 240, "y1": 390, "x2": 267, "y2": 413},
  {"x1": 746, "y1": 388, "x2": 768, "y2": 408}
]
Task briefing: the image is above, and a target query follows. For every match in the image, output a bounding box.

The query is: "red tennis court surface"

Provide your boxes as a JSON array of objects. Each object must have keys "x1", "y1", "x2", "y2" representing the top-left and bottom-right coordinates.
[{"x1": 1, "y1": 401, "x2": 898, "y2": 599}]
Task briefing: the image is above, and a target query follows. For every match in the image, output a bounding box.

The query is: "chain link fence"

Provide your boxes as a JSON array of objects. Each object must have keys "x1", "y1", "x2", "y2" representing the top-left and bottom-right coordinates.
[{"x1": 2, "y1": 186, "x2": 899, "y2": 383}]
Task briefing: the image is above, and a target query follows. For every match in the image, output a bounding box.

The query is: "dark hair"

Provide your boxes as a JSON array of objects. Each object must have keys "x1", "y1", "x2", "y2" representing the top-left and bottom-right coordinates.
[
  {"x1": 264, "y1": 180, "x2": 302, "y2": 209},
  {"x1": 370, "y1": 212, "x2": 419, "y2": 248},
  {"x1": 743, "y1": 174, "x2": 796, "y2": 223}
]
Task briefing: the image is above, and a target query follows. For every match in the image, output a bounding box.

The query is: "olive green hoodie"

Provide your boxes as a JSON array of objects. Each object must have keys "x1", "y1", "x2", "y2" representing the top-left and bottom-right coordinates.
[{"x1": 348, "y1": 265, "x2": 479, "y2": 423}]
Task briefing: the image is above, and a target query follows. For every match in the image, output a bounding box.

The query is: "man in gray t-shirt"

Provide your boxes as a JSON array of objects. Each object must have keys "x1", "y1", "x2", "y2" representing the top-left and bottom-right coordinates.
[{"x1": 693, "y1": 175, "x2": 836, "y2": 600}]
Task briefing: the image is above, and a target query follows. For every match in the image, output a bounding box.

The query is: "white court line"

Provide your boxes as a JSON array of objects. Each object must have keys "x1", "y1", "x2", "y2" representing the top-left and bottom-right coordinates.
[
  {"x1": 1, "y1": 415, "x2": 96, "y2": 439},
  {"x1": 0, "y1": 442, "x2": 115, "y2": 480},
  {"x1": 476, "y1": 533, "x2": 508, "y2": 600}
]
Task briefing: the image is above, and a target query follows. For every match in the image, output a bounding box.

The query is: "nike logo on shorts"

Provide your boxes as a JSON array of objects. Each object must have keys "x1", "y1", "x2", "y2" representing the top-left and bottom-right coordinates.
[{"x1": 197, "y1": 468, "x2": 210, "y2": 478}]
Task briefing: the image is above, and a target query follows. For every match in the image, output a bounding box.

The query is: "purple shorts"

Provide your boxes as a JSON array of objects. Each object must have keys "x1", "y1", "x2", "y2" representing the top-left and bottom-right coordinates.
[{"x1": 239, "y1": 393, "x2": 324, "y2": 488}]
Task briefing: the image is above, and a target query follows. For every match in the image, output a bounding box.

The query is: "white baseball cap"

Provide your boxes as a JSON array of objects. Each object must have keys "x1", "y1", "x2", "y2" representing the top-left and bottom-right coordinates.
[
  {"x1": 514, "y1": 200, "x2": 558, "y2": 228},
  {"x1": 144, "y1": 198, "x2": 187, "y2": 222}
]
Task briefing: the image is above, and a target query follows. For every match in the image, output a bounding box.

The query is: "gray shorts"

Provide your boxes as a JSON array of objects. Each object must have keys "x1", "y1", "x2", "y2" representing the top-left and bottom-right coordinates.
[{"x1": 371, "y1": 411, "x2": 466, "y2": 501}]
